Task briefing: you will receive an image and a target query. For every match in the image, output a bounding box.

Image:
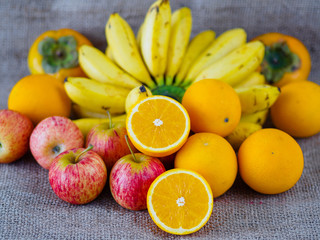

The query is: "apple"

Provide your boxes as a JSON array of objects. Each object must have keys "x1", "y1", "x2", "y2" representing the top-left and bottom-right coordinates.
[
  {"x1": 86, "y1": 112, "x2": 136, "y2": 172},
  {"x1": 0, "y1": 109, "x2": 33, "y2": 163},
  {"x1": 49, "y1": 145, "x2": 107, "y2": 204},
  {"x1": 110, "y1": 136, "x2": 166, "y2": 211},
  {"x1": 30, "y1": 116, "x2": 84, "y2": 169}
]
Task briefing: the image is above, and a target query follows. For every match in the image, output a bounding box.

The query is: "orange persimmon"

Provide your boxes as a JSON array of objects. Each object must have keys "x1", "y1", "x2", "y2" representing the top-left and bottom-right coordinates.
[
  {"x1": 253, "y1": 33, "x2": 311, "y2": 87},
  {"x1": 28, "y1": 28, "x2": 93, "y2": 82}
]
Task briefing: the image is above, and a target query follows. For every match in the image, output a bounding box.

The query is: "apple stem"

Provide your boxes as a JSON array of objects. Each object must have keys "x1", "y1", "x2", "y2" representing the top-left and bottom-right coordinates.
[
  {"x1": 125, "y1": 135, "x2": 138, "y2": 163},
  {"x1": 106, "y1": 110, "x2": 112, "y2": 129},
  {"x1": 74, "y1": 145, "x2": 94, "y2": 163}
]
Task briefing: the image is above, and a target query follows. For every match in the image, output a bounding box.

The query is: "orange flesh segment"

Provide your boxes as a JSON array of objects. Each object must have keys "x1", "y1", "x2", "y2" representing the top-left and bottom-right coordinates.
[
  {"x1": 131, "y1": 99, "x2": 187, "y2": 149},
  {"x1": 151, "y1": 173, "x2": 210, "y2": 229}
]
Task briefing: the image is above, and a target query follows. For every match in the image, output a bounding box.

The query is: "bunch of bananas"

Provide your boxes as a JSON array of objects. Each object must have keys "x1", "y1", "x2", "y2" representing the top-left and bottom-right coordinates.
[{"x1": 65, "y1": 0, "x2": 281, "y2": 145}]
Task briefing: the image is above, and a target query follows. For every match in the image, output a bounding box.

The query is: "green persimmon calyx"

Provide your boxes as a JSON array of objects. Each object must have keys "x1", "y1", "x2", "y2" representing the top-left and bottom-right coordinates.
[
  {"x1": 151, "y1": 85, "x2": 186, "y2": 103},
  {"x1": 261, "y1": 42, "x2": 300, "y2": 84},
  {"x1": 38, "y1": 36, "x2": 78, "y2": 73}
]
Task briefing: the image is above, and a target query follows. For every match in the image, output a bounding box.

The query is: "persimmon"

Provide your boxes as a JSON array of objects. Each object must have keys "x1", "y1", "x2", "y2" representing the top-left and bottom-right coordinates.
[
  {"x1": 253, "y1": 33, "x2": 311, "y2": 87},
  {"x1": 28, "y1": 28, "x2": 93, "y2": 82}
]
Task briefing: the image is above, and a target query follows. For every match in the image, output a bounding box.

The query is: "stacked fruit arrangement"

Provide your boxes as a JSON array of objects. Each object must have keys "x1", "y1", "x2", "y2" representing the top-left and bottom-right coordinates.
[{"x1": 1, "y1": 0, "x2": 320, "y2": 236}]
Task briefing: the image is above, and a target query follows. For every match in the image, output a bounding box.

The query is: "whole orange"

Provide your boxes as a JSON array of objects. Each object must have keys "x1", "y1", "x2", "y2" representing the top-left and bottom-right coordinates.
[
  {"x1": 238, "y1": 128, "x2": 304, "y2": 194},
  {"x1": 270, "y1": 80, "x2": 320, "y2": 138},
  {"x1": 8, "y1": 74, "x2": 71, "y2": 124},
  {"x1": 174, "y1": 132, "x2": 237, "y2": 198},
  {"x1": 182, "y1": 79, "x2": 241, "y2": 137}
]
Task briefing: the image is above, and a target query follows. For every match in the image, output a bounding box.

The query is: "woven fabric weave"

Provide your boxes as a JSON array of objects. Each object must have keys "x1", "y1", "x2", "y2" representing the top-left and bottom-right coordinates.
[{"x1": 0, "y1": 0, "x2": 319, "y2": 239}]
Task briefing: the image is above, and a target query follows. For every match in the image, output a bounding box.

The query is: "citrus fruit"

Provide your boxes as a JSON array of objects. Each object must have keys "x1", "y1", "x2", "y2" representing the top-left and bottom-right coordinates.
[
  {"x1": 270, "y1": 80, "x2": 320, "y2": 138},
  {"x1": 126, "y1": 96, "x2": 190, "y2": 157},
  {"x1": 174, "y1": 132, "x2": 237, "y2": 198},
  {"x1": 147, "y1": 169, "x2": 213, "y2": 235},
  {"x1": 238, "y1": 128, "x2": 304, "y2": 194},
  {"x1": 8, "y1": 74, "x2": 71, "y2": 124},
  {"x1": 182, "y1": 79, "x2": 241, "y2": 137}
]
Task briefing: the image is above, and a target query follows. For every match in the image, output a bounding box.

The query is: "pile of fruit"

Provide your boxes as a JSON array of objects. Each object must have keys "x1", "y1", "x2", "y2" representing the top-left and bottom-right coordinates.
[{"x1": 1, "y1": 0, "x2": 320, "y2": 236}]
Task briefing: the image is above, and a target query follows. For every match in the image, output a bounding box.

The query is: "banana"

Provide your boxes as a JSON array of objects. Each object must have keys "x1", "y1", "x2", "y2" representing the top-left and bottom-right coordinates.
[
  {"x1": 106, "y1": 13, "x2": 155, "y2": 88},
  {"x1": 185, "y1": 28, "x2": 247, "y2": 84},
  {"x1": 140, "y1": 0, "x2": 171, "y2": 86},
  {"x1": 240, "y1": 109, "x2": 269, "y2": 126},
  {"x1": 165, "y1": 7, "x2": 192, "y2": 85},
  {"x1": 193, "y1": 41, "x2": 265, "y2": 86},
  {"x1": 175, "y1": 30, "x2": 215, "y2": 86},
  {"x1": 225, "y1": 122, "x2": 262, "y2": 150},
  {"x1": 125, "y1": 85, "x2": 152, "y2": 113},
  {"x1": 64, "y1": 77, "x2": 129, "y2": 115},
  {"x1": 73, "y1": 115, "x2": 126, "y2": 137},
  {"x1": 79, "y1": 45, "x2": 140, "y2": 89},
  {"x1": 72, "y1": 104, "x2": 110, "y2": 118},
  {"x1": 105, "y1": 45, "x2": 116, "y2": 63},
  {"x1": 233, "y1": 72, "x2": 265, "y2": 88},
  {"x1": 136, "y1": 21, "x2": 144, "y2": 50},
  {"x1": 235, "y1": 84, "x2": 281, "y2": 114}
]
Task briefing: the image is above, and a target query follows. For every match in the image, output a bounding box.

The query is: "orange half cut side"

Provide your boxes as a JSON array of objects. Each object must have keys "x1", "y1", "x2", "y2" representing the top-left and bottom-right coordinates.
[
  {"x1": 126, "y1": 96, "x2": 190, "y2": 157},
  {"x1": 147, "y1": 169, "x2": 214, "y2": 235}
]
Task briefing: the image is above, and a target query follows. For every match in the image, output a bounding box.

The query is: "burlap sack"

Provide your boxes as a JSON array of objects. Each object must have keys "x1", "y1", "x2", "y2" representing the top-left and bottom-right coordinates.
[{"x1": 0, "y1": 0, "x2": 319, "y2": 239}]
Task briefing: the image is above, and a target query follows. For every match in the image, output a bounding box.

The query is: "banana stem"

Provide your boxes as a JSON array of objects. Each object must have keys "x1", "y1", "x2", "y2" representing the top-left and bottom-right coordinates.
[
  {"x1": 165, "y1": 76, "x2": 174, "y2": 86},
  {"x1": 146, "y1": 79, "x2": 157, "y2": 89},
  {"x1": 155, "y1": 76, "x2": 165, "y2": 86},
  {"x1": 173, "y1": 77, "x2": 183, "y2": 86},
  {"x1": 180, "y1": 79, "x2": 192, "y2": 88}
]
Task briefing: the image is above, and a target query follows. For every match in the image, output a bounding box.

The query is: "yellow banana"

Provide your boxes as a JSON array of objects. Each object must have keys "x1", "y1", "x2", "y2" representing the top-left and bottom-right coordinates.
[
  {"x1": 233, "y1": 72, "x2": 265, "y2": 88},
  {"x1": 73, "y1": 104, "x2": 110, "y2": 118},
  {"x1": 105, "y1": 45, "x2": 116, "y2": 63},
  {"x1": 140, "y1": 0, "x2": 171, "y2": 86},
  {"x1": 79, "y1": 45, "x2": 140, "y2": 89},
  {"x1": 73, "y1": 115, "x2": 126, "y2": 137},
  {"x1": 235, "y1": 84, "x2": 281, "y2": 114},
  {"x1": 136, "y1": 21, "x2": 144, "y2": 50},
  {"x1": 240, "y1": 109, "x2": 269, "y2": 126},
  {"x1": 194, "y1": 41, "x2": 265, "y2": 86},
  {"x1": 64, "y1": 77, "x2": 129, "y2": 115},
  {"x1": 185, "y1": 28, "x2": 247, "y2": 83},
  {"x1": 165, "y1": 7, "x2": 192, "y2": 85},
  {"x1": 106, "y1": 13, "x2": 155, "y2": 88},
  {"x1": 125, "y1": 85, "x2": 152, "y2": 113},
  {"x1": 225, "y1": 122, "x2": 262, "y2": 150},
  {"x1": 175, "y1": 30, "x2": 215, "y2": 86}
]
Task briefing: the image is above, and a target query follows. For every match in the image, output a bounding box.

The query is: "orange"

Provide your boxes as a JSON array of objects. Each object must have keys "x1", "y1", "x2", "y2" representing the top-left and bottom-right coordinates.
[
  {"x1": 147, "y1": 169, "x2": 213, "y2": 235},
  {"x1": 126, "y1": 96, "x2": 190, "y2": 157},
  {"x1": 182, "y1": 79, "x2": 241, "y2": 137},
  {"x1": 8, "y1": 74, "x2": 71, "y2": 124},
  {"x1": 174, "y1": 132, "x2": 237, "y2": 198},
  {"x1": 238, "y1": 128, "x2": 304, "y2": 194},
  {"x1": 270, "y1": 80, "x2": 320, "y2": 138}
]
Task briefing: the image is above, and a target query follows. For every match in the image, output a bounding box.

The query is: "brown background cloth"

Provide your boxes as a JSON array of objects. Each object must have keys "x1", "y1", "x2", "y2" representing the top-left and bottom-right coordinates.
[{"x1": 0, "y1": 0, "x2": 319, "y2": 239}]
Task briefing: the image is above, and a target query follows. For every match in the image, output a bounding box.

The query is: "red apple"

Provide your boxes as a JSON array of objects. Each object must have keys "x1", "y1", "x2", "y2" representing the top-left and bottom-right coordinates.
[
  {"x1": 0, "y1": 109, "x2": 33, "y2": 163},
  {"x1": 30, "y1": 116, "x2": 84, "y2": 169},
  {"x1": 86, "y1": 113, "x2": 136, "y2": 172},
  {"x1": 110, "y1": 136, "x2": 166, "y2": 211},
  {"x1": 49, "y1": 146, "x2": 107, "y2": 204}
]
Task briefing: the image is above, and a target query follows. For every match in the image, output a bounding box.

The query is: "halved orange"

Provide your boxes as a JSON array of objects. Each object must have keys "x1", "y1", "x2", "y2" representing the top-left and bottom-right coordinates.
[
  {"x1": 147, "y1": 169, "x2": 214, "y2": 235},
  {"x1": 126, "y1": 96, "x2": 190, "y2": 157}
]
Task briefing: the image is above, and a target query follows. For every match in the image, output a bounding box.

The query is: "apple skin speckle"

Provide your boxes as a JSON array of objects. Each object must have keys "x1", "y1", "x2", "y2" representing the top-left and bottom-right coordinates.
[
  {"x1": 110, "y1": 153, "x2": 166, "y2": 211},
  {"x1": 86, "y1": 122, "x2": 137, "y2": 172},
  {"x1": 30, "y1": 116, "x2": 84, "y2": 169},
  {"x1": 0, "y1": 109, "x2": 34, "y2": 163},
  {"x1": 49, "y1": 148, "x2": 107, "y2": 205}
]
